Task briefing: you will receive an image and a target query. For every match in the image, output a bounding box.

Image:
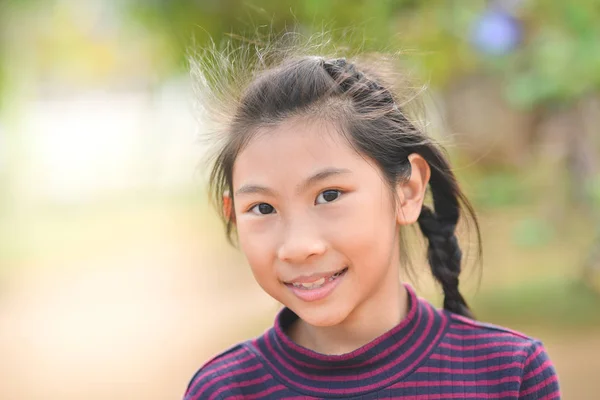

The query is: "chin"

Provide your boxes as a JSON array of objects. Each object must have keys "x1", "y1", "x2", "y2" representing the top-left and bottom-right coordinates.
[{"x1": 294, "y1": 305, "x2": 349, "y2": 328}]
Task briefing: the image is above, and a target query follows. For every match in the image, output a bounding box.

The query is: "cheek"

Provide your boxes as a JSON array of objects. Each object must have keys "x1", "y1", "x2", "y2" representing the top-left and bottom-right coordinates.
[
  {"x1": 237, "y1": 221, "x2": 280, "y2": 284},
  {"x1": 335, "y1": 189, "x2": 396, "y2": 237},
  {"x1": 329, "y1": 193, "x2": 398, "y2": 265}
]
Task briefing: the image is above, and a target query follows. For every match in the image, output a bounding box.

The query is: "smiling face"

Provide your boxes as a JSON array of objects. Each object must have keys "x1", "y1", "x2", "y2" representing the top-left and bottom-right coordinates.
[{"x1": 231, "y1": 117, "x2": 405, "y2": 327}]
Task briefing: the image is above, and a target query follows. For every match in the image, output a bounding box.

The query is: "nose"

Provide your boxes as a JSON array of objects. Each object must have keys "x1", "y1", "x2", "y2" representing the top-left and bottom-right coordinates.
[{"x1": 276, "y1": 219, "x2": 327, "y2": 264}]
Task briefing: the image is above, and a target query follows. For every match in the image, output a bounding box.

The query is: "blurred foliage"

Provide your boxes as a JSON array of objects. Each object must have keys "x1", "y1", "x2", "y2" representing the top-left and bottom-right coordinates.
[
  {"x1": 501, "y1": 1, "x2": 600, "y2": 108},
  {"x1": 124, "y1": 0, "x2": 416, "y2": 74},
  {"x1": 512, "y1": 218, "x2": 554, "y2": 248},
  {"x1": 0, "y1": 0, "x2": 598, "y2": 112},
  {"x1": 124, "y1": 0, "x2": 481, "y2": 82},
  {"x1": 474, "y1": 278, "x2": 600, "y2": 330},
  {"x1": 1, "y1": 0, "x2": 599, "y2": 110},
  {"x1": 590, "y1": 176, "x2": 600, "y2": 205},
  {"x1": 124, "y1": 0, "x2": 600, "y2": 109},
  {"x1": 468, "y1": 170, "x2": 530, "y2": 208}
]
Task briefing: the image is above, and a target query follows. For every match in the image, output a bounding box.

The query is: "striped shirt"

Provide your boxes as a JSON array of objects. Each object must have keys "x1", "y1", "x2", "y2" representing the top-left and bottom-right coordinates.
[{"x1": 184, "y1": 284, "x2": 560, "y2": 399}]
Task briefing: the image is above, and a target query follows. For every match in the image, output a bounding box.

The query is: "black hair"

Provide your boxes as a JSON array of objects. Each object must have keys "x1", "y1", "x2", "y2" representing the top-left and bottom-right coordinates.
[{"x1": 192, "y1": 34, "x2": 481, "y2": 319}]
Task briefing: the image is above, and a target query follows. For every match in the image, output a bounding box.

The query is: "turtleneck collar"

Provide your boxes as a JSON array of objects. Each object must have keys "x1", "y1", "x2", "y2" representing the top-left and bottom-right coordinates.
[{"x1": 247, "y1": 283, "x2": 449, "y2": 398}]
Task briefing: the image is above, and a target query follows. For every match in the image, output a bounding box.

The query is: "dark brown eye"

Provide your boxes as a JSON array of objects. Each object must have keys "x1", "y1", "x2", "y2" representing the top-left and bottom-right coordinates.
[
  {"x1": 251, "y1": 203, "x2": 275, "y2": 215},
  {"x1": 316, "y1": 190, "x2": 341, "y2": 204}
]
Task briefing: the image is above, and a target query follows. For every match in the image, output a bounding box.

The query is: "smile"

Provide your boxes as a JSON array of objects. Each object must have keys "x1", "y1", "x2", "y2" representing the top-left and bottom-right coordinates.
[
  {"x1": 288, "y1": 268, "x2": 347, "y2": 289},
  {"x1": 284, "y1": 267, "x2": 348, "y2": 302}
]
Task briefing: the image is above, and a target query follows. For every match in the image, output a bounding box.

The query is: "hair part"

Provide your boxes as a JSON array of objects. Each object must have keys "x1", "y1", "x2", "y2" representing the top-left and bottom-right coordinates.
[{"x1": 190, "y1": 31, "x2": 481, "y2": 319}]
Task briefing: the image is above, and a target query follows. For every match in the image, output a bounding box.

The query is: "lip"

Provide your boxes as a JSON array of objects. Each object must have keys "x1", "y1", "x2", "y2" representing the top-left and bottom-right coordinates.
[
  {"x1": 284, "y1": 268, "x2": 346, "y2": 285},
  {"x1": 285, "y1": 267, "x2": 348, "y2": 302}
]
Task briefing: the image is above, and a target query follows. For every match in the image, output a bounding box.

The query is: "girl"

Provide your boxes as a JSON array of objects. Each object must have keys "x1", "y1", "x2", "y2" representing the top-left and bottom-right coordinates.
[{"x1": 183, "y1": 37, "x2": 560, "y2": 399}]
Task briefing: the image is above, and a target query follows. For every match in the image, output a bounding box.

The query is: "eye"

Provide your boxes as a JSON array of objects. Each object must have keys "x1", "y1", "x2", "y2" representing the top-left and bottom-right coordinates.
[
  {"x1": 316, "y1": 189, "x2": 342, "y2": 205},
  {"x1": 250, "y1": 203, "x2": 276, "y2": 215}
]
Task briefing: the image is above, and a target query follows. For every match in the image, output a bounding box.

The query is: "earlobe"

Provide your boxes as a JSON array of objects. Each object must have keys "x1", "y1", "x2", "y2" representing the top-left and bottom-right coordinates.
[
  {"x1": 396, "y1": 153, "x2": 431, "y2": 225},
  {"x1": 223, "y1": 191, "x2": 236, "y2": 223}
]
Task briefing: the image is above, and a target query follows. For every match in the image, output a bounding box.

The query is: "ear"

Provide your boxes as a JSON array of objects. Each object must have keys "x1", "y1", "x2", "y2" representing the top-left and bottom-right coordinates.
[
  {"x1": 223, "y1": 191, "x2": 236, "y2": 224},
  {"x1": 395, "y1": 153, "x2": 431, "y2": 225}
]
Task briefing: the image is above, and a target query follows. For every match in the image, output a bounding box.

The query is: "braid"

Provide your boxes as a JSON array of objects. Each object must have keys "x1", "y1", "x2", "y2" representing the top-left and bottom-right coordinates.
[
  {"x1": 418, "y1": 205, "x2": 473, "y2": 318},
  {"x1": 323, "y1": 57, "x2": 475, "y2": 319}
]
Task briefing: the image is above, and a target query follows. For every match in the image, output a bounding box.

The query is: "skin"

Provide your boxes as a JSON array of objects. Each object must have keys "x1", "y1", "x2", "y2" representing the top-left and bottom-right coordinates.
[{"x1": 228, "y1": 116, "x2": 431, "y2": 355}]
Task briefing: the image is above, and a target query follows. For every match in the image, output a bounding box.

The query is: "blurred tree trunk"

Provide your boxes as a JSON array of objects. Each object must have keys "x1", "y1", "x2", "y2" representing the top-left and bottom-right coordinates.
[
  {"x1": 574, "y1": 96, "x2": 600, "y2": 293},
  {"x1": 535, "y1": 95, "x2": 600, "y2": 293},
  {"x1": 443, "y1": 75, "x2": 537, "y2": 169}
]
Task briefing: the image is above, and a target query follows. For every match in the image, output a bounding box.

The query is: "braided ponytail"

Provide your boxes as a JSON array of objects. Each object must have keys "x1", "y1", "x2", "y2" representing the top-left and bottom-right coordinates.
[
  {"x1": 418, "y1": 206, "x2": 473, "y2": 318},
  {"x1": 415, "y1": 146, "x2": 475, "y2": 319}
]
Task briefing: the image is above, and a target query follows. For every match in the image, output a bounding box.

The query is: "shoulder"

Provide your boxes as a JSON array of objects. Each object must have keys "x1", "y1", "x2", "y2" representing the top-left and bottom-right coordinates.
[
  {"x1": 443, "y1": 310, "x2": 546, "y2": 356},
  {"x1": 442, "y1": 312, "x2": 560, "y2": 398},
  {"x1": 445, "y1": 310, "x2": 537, "y2": 342},
  {"x1": 183, "y1": 342, "x2": 261, "y2": 400}
]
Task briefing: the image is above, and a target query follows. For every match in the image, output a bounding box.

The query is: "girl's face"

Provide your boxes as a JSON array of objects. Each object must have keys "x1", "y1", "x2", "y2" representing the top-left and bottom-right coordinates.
[{"x1": 231, "y1": 118, "x2": 404, "y2": 327}]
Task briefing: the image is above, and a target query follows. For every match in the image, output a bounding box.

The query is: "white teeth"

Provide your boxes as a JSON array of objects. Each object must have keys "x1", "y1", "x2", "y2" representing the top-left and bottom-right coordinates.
[
  {"x1": 314, "y1": 277, "x2": 326, "y2": 286},
  {"x1": 290, "y1": 273, "x2": 345, "y2": 290},
  {"x1": 299, "y1": 277, "x2": 326, "y2": 289}
]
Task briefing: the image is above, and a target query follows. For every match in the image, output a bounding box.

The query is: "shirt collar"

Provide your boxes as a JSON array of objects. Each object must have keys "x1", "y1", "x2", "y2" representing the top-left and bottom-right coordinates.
[{"x1": 249, "y1": 283, "x2": 448, "y2": 397}]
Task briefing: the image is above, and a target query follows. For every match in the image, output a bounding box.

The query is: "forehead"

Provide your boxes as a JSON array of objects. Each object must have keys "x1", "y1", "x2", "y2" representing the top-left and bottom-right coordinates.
[{"x1": 232, "y1": 118, "x2": 371, "y2": 184}]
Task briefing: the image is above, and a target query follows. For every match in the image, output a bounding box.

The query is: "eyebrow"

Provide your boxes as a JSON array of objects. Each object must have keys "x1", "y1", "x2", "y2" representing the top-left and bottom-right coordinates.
[{"x1": 234, "y1": 167, "x2": 352, "y2": 197}]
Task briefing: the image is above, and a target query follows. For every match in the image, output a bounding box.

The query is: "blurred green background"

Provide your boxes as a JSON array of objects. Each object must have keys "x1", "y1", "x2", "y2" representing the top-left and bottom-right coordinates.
[{"x1": 0, "y1": 0, "x2": 599, "y2": 399}]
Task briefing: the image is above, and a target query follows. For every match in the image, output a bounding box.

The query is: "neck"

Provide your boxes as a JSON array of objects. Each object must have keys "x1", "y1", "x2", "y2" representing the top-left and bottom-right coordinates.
[{"x1": 289, "y1": 273, "x2": 409, "y2": 355}]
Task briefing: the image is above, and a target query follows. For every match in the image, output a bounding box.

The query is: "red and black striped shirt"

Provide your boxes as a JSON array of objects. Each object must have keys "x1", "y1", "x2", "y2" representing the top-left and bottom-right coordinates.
[{"x1": 184, "y1": 284, "x2": 560, "y2": 399}]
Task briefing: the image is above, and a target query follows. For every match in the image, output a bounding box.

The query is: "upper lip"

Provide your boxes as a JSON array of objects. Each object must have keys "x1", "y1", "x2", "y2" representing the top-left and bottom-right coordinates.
[{"x1": 283, "y1": 267, "x2": 347, "y2": 284}]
